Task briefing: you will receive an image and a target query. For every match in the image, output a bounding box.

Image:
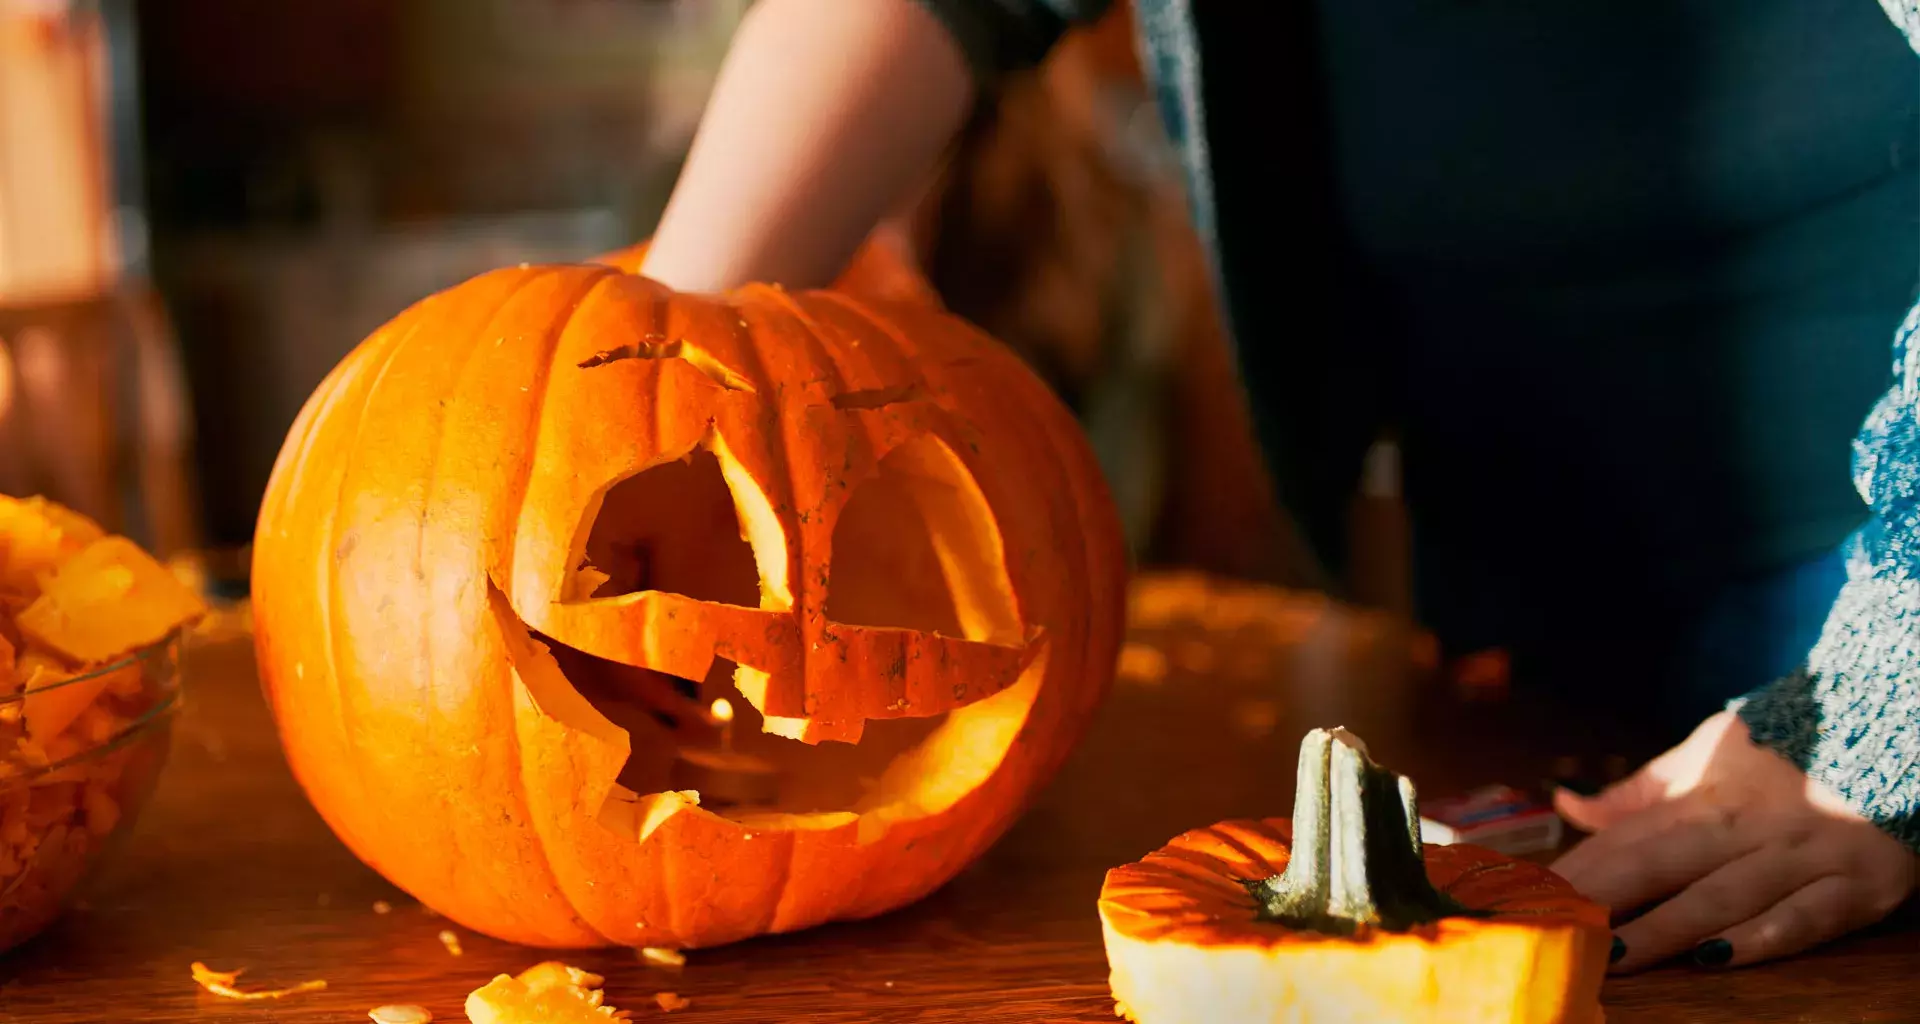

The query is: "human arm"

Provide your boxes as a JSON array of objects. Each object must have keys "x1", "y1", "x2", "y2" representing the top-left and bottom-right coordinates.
[{"x1": 640, "y1": 0, "x2": 1111, "y2": 294}]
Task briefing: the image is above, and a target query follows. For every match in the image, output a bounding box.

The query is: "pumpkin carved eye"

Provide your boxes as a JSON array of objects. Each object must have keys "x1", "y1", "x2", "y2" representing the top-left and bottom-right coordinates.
[
  {"x1": 540, "y1": 439, "x2": 772, "y2": 747},
  {"x1": 572, "y1": 446, "x2": 760, "y2": 608},
  {"x1": 822, "y1": 431, "x2": 1023, "y2": 646}
]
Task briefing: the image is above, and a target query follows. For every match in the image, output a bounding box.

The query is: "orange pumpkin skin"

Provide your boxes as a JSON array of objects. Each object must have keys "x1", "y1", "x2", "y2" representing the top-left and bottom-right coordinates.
[
  {"x1": 595, "y1": 230, "x2": 942, "y2": 309},
  {"x1": 252, "y1": 256, "x2": 1125, "y2": 949},
  {"x1": 1099, "y1": 819, "x2": 1610, "y2": 1024}
]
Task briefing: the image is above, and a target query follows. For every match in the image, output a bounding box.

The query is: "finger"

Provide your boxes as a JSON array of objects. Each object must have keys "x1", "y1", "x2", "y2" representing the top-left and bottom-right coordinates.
[
  {"x1": 1693, "y1": 874, "x2": 1865, "y2": 968},
  {"x1": 1554, "y1": 779, "x2": 1646, "y2": 833},
  {"x1": 1554, "y1": 759, "x2": 1679, "y2": 833},
  {"x1": 1551, "y1": 785, "x2": 1710, "y2": 886},
  {"x1": 1608, "y1": 844, "x2": 1815, "y2": 973},
  {"x1": 1551, "y1": 793, "x2": 1765, "y2": 917},
  {"x1": 1555, "y1": 716, "x2": 1735, "y2": 833}
]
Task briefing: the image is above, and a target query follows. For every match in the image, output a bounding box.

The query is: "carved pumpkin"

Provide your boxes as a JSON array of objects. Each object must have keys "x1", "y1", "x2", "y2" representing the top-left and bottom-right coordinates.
[
  {"x1": 1099, "y1": 728, "x2": 1609, "y2": 1023},
  {"x1": 252, "y1": 242, "x2": 1127, "y2": 949}
]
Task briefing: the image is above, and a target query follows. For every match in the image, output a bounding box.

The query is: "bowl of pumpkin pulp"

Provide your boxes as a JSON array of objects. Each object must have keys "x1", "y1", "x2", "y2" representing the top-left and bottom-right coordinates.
[{"x1": 0, "y1": 495, "x2": 207, "y2": 953}]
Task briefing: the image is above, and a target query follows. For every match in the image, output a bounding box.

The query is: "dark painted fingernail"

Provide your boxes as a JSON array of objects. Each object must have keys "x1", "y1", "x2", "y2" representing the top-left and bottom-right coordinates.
[
  {"x1": 1692, "y1": 938, "x2": 1733, "y2": 967},
  {"x1": 1609, "y1": 936, "x2": 1626, "y2": 964}
]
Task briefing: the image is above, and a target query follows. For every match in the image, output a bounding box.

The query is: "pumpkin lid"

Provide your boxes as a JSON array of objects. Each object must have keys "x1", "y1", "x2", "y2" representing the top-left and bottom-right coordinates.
[{"x1": 1097, "y1": 729, "x2": 1612, "y2": 1023}]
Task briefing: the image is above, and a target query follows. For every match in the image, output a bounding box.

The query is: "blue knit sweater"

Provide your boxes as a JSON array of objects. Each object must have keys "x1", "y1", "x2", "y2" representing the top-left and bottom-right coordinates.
[{"x1": 919, "y1": 0, "x2": 1920, "y2": 850}]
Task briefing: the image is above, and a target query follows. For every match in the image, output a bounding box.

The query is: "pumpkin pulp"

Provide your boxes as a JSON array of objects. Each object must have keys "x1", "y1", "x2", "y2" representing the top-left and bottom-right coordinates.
[{"x1": 1247, "y1": 727, "x2": 1481, "y2": 935}]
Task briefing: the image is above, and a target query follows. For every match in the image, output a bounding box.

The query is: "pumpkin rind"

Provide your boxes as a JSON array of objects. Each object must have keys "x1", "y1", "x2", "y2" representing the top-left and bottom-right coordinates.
[
  {"x1": 252, "y1": 247, "x2": 1125, "y2": 949},
  {"x1": 595, "y1": 231, "x2": 941, "y2": 309}
]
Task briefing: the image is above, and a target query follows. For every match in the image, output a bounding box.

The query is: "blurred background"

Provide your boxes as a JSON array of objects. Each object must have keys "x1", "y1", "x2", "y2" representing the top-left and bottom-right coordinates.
[{"x1": 1, "y1": 0, "x2": 1398, "y2": 604}]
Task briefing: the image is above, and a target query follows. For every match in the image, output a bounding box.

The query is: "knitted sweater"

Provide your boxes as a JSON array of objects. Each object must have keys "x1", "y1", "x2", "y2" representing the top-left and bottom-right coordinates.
[{"x1": 918, "y1": 0, "x2": 1920, "y2": 850}]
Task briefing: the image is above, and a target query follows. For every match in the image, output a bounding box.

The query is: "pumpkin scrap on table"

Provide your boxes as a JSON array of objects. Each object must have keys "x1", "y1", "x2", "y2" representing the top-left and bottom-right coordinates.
[
  {"x1": 252, "y1": 237, "x2": 1127, "y2": 949},
  {"x1": 189, "y1": 961, "x2": 328, "y2": 1001},
  {"x1": 1098, "y1": 727, "x2": 1610, "y2": 1024},
  {"x1": 0, "y1": 495, "x2": 207, "y2": 952},
  {"x1": 466, "y1": 961, "x2": 630, "y2": 1023},
  {"x1": 638, "y1": 946, "x2": 685, "y2": 969},
  {"x1": 368, "y1": 1005, "x2": 433, "y2": 1024}
]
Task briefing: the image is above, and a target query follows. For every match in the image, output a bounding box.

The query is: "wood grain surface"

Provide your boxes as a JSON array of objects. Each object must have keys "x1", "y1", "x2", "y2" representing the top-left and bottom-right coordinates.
[{"x1": 0, "y1": 574, "x2": 1914, "y2": 1022}]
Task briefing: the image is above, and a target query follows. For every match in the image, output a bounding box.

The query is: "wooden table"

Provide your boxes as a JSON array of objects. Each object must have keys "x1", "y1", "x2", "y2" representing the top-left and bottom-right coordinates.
[{"x1": 0, "y1": 574, "x2": 1914, "y2": 1022}]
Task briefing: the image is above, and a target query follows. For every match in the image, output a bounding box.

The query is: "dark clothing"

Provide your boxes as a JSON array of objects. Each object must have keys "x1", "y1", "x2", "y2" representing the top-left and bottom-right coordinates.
[
  {"x1": 912, "y1": 0, "x2": 1920, "y2": 846},
  {"x1": 918, "y1": 0, "x2": 1913, "y2": 654}
]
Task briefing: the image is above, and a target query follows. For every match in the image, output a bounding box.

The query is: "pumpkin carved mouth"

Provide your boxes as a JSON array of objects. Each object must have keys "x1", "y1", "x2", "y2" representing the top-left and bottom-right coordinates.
[{"x1": 493, "y1": 424, "x2": 1046, "y2": 844}]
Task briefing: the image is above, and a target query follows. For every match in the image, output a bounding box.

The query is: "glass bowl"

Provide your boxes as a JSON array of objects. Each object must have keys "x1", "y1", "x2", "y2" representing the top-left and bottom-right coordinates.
[{"x1": 0, "y1": 628, "x2": 183, "y2": 954}]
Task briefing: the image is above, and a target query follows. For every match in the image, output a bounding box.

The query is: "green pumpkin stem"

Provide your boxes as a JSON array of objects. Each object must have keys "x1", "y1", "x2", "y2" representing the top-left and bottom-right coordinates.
[{"x1": 1247, "y1": 727, "x2": 1483, "y2": 934}]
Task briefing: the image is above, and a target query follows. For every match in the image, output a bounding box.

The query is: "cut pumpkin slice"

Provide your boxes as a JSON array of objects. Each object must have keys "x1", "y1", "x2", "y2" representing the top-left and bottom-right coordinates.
[{"x1": 16, "y1": 536, "x2": 207, "y2": 664}]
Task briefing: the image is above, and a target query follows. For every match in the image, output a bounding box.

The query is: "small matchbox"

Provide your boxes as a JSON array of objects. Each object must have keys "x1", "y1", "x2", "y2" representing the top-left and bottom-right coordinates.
[{"x1": 1419, "y1": 785, "x2": 1563, "y2": 856}]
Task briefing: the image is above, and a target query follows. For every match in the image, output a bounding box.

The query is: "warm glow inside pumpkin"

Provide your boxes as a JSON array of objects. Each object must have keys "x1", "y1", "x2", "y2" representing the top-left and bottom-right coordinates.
[
  {"x1": 252, "y1": 241, "x2": 1125, "y2": 949},
  {"x1": 506, "y1": 424, "x2": 1050, "y2": 839}
]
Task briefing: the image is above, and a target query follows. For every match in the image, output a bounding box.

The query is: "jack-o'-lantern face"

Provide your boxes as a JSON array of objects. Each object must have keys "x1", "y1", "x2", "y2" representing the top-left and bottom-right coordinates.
[{"x1": 252, "y1": 245, "x2": 1126, "y2": 950}]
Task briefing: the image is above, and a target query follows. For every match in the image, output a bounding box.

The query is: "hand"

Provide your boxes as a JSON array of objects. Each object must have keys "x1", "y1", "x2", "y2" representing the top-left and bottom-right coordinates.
[{"x1": 1549, "y1": 711, "x2": 1917, "y2": 971}]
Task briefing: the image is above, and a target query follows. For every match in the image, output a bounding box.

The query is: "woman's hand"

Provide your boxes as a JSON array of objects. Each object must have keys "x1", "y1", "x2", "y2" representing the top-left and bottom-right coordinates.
[{"x1": 1549, "y1": 710, "x2": 1917, "y2": 971}]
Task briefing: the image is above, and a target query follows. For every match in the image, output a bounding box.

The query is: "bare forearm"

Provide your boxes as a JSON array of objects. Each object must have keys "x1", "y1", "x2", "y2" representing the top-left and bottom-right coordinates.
[{"x1": 642, "y1": 0, "x2": 974, "y2": 293}]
